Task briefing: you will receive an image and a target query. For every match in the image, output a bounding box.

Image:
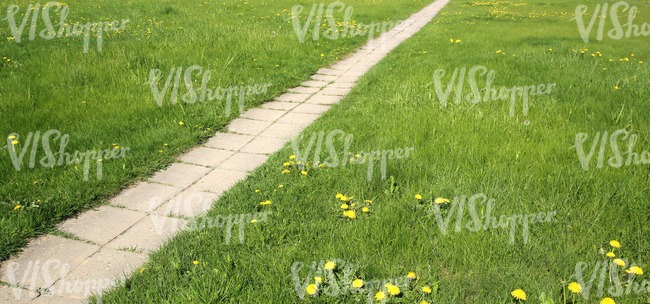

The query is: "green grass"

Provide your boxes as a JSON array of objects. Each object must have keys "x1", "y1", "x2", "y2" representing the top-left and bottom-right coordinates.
[
  {"x1": 0, "y1": 0, "x2": 430, "y2": 260},
  {"x1": 92, "y1": 0, "x2": 650, "y2": 303}
]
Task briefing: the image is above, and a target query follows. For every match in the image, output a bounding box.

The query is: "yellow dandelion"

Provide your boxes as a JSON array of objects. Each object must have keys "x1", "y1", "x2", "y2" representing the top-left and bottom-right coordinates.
[
  {"x1": 193, "y1": 261, "x2": 199, "y2": 265},
  {"x1": 423, "y1": 286, "x2": 432, "y2": 293},
  {"x1": 336, "y1": 193, "x2": 343, "y2": 198},
  {"x1": 600, "y1": 298, "x2": 615, "y2": 304},
  {"x1": 251, "y1": 219, "x2": 257, "y2": 223},
  {"x1": 301, "y1": 171, "x2": 307, "y2": 175},
  {"x1": 362, "y1": 207, "x2": 369, "y2": 212},
  {"x1": 610, "y1": 240, "x2": 621, "y2": 248},
  {"x1": 626, "y1": 266, "x2": 643, "y2": 275},
  {"x1": 387, "y1": 285, "x2": 400, "y2": 295},
  {"x1": 407, "y1": 272, "x2": 416, "y2": 278},
  {"x1": 415, "y1": 194, "x2": 422, "y2": 200},
  {"x1": 353, "y1": 279, "x2": 364, "y2": 288},
  {"x1": 568, "y1": 282, "x2": 582, "y2": 293},
  {"x1": 289, "y1": 155, "x2": 295, "y2": 159},
  {"x1": 283, "y1": 162, "x2": 290, "y2": 166},
  {"x1": 375, "y1": 291, "x2": 386, "y2": 301},
  {"x1": 511, "y1": 289, "x2": 526, "y2": 300},
  {"x1": 606, "y1": 252, "x2": 615, "y2": 258},
  {"x1": 341, "y1": 204, "x2": 349, "y2": 209},
  {"x1": 306, "y1": 284, "x2": 318, "y2": 295},
  {"x1": 324, "y1": 261, "x2": 336, "y2": 270},
  {"x1": 255, "y1": 190, "x2": 260, "y2": 193},
  {"x1": 8, "y1": 135, "x2": 15, "y2": 139},
  {"x1": 613, "y1": 259, "x2": 625, "y2": 267},
  {"x1": 365, "y1": 200, "x2": 372, "y2": 203},
  {"x1": 450, "y1": 39, "x2": 454, "y2": 43},
  {"x1": 11, "y1": 140, "x2": 18, "y2": 145},
  {"x1": 139, "y1": 268, "x2": 147, "y2": 273},
  {"x1": 179, "y1": 122, "x2": 184, "y2": 125},
  {"x1": 13, "y1": 205, "x2": 21, "y2": 210},
  {"x1": 455, "y1": 39, "x2": 460, "y2": 43},
  {"x1": 314, "y1": 277, "x2": 322, "y2": 283},
  {"x1": 282, "y1": 169, "x2": 290, "y2": 174},
  {"x1": 340, "y1": 196, "x2": 349, "y2": 201}
]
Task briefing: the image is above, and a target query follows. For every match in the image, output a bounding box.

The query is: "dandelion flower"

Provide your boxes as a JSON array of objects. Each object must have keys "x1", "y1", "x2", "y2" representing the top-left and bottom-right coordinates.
[
  {"x1": 11, "y1": 140, "x2": 18, "y2": 145},
  {"x1": 568, "y1": 282, "x2": 582, "y2": 293},
  {"x1": 387, "y1": 285, "x2": 400, "y2": 295},
  {"x1": 375, "y1": 291, "x2": 386, "y2": 301},
  {"x1": 318, "y1": 164, "x2": 326, "y2": 167},
  {"x1": 423, "y1": 286, "x2": 432, "y2": 293},
  {"x1": 289, "y1": 155, "x2": 295, "y2": 159},
  {"x1": 450, "y1": 39, "x2": 454, "y2": 43},
  {"x1": 344, "y1": 210, "x2": 356, "y2": 218},
  {"x1": 435, "y1": 198, "x2": 446, "y2": 204},
  {"x1": 251, "y1": 219, "x2": 257, "y2": 223},
  {"x1": 336, "y1": 193, "x2": 343, "y2": 198},
  {"x1": 365, "y1": 200, "x2": 372, "y2": 203},
  {"x1": 301, "y1": 171, "x2": 307, "y2": 175},
  {"x1": 283, "y1": 162, "x2": 290, "y2": 166},
  {"x1": 600, "y1": 298, "x2": 615, "y2": 304},
  {"x1": 455, "y1": 39, "x2": 460, "y2": 43},
  {"x1": 415, "y1": 194, "x2": 422, "y2": 200},
  {"x1": 626, "y1": 266, "x2": 643, "y2": 275},
  {"x1": 407, "y1": 272, "x2": 416, "y2": 278},
  {"x1": 362, "y1": 207, "x2": 369, "y2": 212},
  {"x1": 13, "y1": 205, "x2": 21, "y2": 210},
  {"x1": 615, "y1": 86, "x2": 619, "y2": 89},
  {"x1": 8, "y1": 135, "x2": 16, "y2": 139},
  {"x1": 613, "y1": 259, "x2": 625, "y2": 267},
  {"x1": 606, "y1": 252, "x2": 615, "y2": 258},
  {"x1": 324, "y1": 261, "x2": 336, "y2": 270},
  {"x1": 255, "y1": 190, "x2": 260, "y2": 193},
  {"x1": 353, "y1": 279, "x2": 364, "y2": 288},
  {"x1": 282, "y1": 169, "x2": 290, "y2": 174},
  {"x1": 340, "y1": 196, "x2": 349, "y2": 201},
  {"x1": 314, "y1": 277, "x2": 322, "y2": 283},
  {"x1": 610, "y1": 240, "x2": 621, "y2": 248},
  {"x1": 179, "y1": 122, "x2": 184, "y2": 125},
  {"x1": 139, "y1": 268, "x2": 147, "y2": 273},
  {"x1": 306, "y1": 284, "x2": 318, "y2": 295},
  {"x1": 193, "y1": 261, "x2": 199, "y2": 265},
  {"x1": 341, "y1": 204, "x2": 349, "y2": 209},
  {"x1": 511, "y1": 289, "x2": 526, "y2": 300},
  {"x1": 421, "y1": 302, "x2": 430, "y2": 304}
]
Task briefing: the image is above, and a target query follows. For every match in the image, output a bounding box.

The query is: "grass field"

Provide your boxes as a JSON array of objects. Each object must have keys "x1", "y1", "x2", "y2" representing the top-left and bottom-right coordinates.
[
  {"x1": 0, "y1": 0, "x2": 429, "y2": 261},
  {"x1": 4, "y1": 0, "x2": 650, "y2": 303}
]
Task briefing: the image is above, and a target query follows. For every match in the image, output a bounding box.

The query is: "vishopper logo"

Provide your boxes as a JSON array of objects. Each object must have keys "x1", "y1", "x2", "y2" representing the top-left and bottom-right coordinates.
[
  {"x1": 571, "y1": 129, "x2": 650, "y2": 171},
  {"x1": 290, "y1": 259, "x2": 413, "y2": 303},
  {"x1": 429, "y1": 193, "x2": 556, "y2": 245},
  {"x1": 285, "y1": 1, "x2": 408, "y2": 48},
  {"x1": 149, "y1": 194, "x2": 272, "y2": 245},
  {"x1": 4, "y1": 130, "x2": 130, "y2": 181},
  {"x1": 572, "y1": 260, "x2": 649, "y2": 300},
  {"x1": 2, "y1": 1, "x2": 130, "y2": 53},
  {"x1": 427, "y1": 65, "x2": 556, "y2": 117},
  {"x1": 290, "y1": 129, "x2": 414, "y2": 182},
  {"x1": 4, "y1": 258, "x2": 126, "y2": 302},
  {"x1": 145, "y1": 65, "x2": 272, "y2": 116},
  {"x1": 571, "y1": 1, "x2": 650, "y2": 43}
]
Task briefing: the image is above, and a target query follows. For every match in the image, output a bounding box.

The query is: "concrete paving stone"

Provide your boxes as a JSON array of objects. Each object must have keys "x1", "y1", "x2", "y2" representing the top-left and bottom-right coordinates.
[
  {"x1": 0, "y1": 235, "x2": 100, "y2": 291},
  {"x1": 316, "y1": 68, "x2": 345, "y2": 76},
  {"x1": 306, "y1": 94, "x2": 344, "y2": 105},
  {"x1": 261, "y1": 101, "x2": 300, "y2": 111},
  {"x1": 335, "y1": 75, "x2": 360, "y2": 83},
  {"x1": 277, "y1": 112, "x2": 321, "y2": 125},
  {"x1": 327, "y1": 82, "x2": 356, "y2": 89},
  {"x1": 155, "y1": 190, "x2": 219, "y2": 217},
  {"x1": 50, "y1": 248, "x2": 146, "y2": 299},
  {"x1": 149, "y1": 163, "x2": 211, "y2": 188},
  {"x1": 204, "y1": 133, "x2": 254, "y2": 151},
  {"x1": 105, "y1": 216, "x2": 188, "y2": 252},
  {"x1": 274, "y1": 93, "x2": 311, "y2": 103},
  {"x1": 227, "y1": 118, "x2": 274, "y2": 135},
  {"x1": 217, "y1": 153, "x2": 269, "y2": 172},
  {"x1": 110, "y1": 182, "x2": 182, "y2": 212},
  {"x1": 344, "y1": 70, "x2": 368, "y2": 77},
  {"x1": 31, "y1": 294, "x2": 84, "y2": 303},
  {"x1": 258, "y1": 123, "x2": 306, "y2": 139},
  {"x1": 240, "y1": 108, "x2": 287, "y2": 122},
  {"x1": 240, "y1": 136, "x2": 287, "y2": 155},
  {"x1": 186, "y1": 169, "x2": 249, "y2": 193},
  {"x1": 179, "y1": 147, "x2": 234, "y2": 167},
  {"x1": 0, "y1": 286, "x2": 36, "y2": 303},
  {"x1": 291, "y1": 103, "x2": 331, "y2": 115},
  {"x1": 300, "y1": 80, "x2": 330, "y2": 88},
  {"x1": 287, "y1": 86, "x2": 320, "y2": 94},
  {"x1": 58, "y1": 206, "x2": 146, "y2": 246},
  {"x1": 319, "y1": 87, "x2": 352, "y2": 96},
  {"x1": 329, "y1": 64, "x2": 354, "y2": 71},
  {"x1": 310, "y1": 74, "x2": 338, "y2": 82}
]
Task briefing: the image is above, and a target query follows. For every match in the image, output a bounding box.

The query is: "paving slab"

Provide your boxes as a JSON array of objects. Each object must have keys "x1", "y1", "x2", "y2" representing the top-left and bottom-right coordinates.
[
  {"x1": 179, "y1": 147, "x2": 234, "y2": 168},
  {"x1": 240, "y1": 108, "x2": 287, "y2": 122},
  {"x1": 261, "y1": 101, "x2": 300, "y2": 111},
  {"x1": 31, "y1": 294, "x2": 84, "y2": 303},
  {"x1": 50, "y1": 248, "x2": 146, "y2": 299},
  {"x1": 240, "y1": 136, "x2": 287, "y2": 155},
  {"x1": 273, "y1": 93, "x2": 311, "y2": 103},
  {"x1": 217, "y1": 153, "x2": 269, "y2": 172},
  {"x1": 58, "y1": 206, "x2": 146, "y2": 246},
  {"x1": 155, "y1": 190, "x2": 219, "y2": 217},
  {"x1": 0, "y1": 235, "x2": 100, "y2": 291},
  {"x1": 259, "y1": 123, "x2": 306, "y2": 139},
  {"x1": 300, "y1": 80, "x2": 330, "y2": 88},
  {"x1": 327, "y1": 82, "x2": 356, "y2": 89},
  {"x1": 291, "y1": 104, "x2": 331, "y2": 115},
  {"x1": 336, "y1": 75, "x2": 360, "y2": 83},
  {"x1": 186, "y1": 169, "x2": 249, "y2": 194},
  {"x1": 306, "y1": 94, "x2": 344, "y2": 105},
  {"x1": 105, "y1": 216, "x2": 188, "y2": 252},
  {"x1": 0, "y1": 286, "x2": 35, "y2": 303},
  {"x1": 319, "y1": 87, "x2": 352, "y2": 96},
  {"x1": 276, "y1": 113, "x2": 321, "y2": 125},
  {"x1": 149, "y1": 163, "x2": 211, "y2": 189},
  {"x1": 287, "y1": 87, "x2": 320, "y2": 94},
  {"x1": 110, "y1": 182, "x2": 182, "y2": 212},
  {"x1": 227, "y1": 118, "x2": 274, "y2": 135},
  {"x1": 204, "y1": 133, "x2": 254, "y2": 151},
  {"x1": 316, "y1": 68, "x2": 345, "y2": 76},
  {"x1": 310, "y1": 74, "x2": 338, "y2": 81}
]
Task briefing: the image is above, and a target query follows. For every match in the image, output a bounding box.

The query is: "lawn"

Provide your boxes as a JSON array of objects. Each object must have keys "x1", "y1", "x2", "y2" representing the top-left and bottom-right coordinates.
[
  {"x1": 0, "y1": 0, "x2": 430, "y2": 261},
  {"x1": 91, "y1": 0, "x2": 650, "y2": 303}
]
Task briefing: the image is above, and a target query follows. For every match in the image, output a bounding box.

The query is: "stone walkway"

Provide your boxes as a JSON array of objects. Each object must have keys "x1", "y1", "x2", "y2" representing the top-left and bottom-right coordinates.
[{"x1": 0, "y1": 0, "x2": 449, "y2": 302}]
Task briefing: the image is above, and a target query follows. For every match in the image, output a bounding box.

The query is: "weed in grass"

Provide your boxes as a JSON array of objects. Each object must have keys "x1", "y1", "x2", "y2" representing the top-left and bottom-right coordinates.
[{"x1": 4, "y1": 2, "x2": 130, "y2": 52}]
